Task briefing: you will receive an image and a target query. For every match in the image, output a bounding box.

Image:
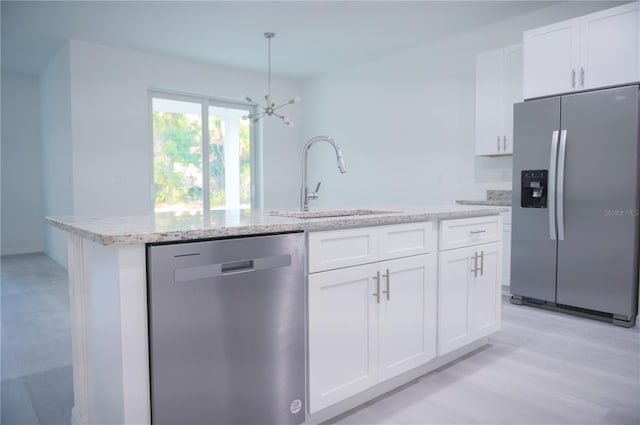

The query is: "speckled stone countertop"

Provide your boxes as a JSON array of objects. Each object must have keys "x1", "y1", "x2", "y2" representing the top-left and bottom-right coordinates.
[
  {"x1": 456, "y1": 190, "x2": 512, "y2": 207},
  {"x1": 45, "y1": 205, "x2": 508, "y2": 246}
]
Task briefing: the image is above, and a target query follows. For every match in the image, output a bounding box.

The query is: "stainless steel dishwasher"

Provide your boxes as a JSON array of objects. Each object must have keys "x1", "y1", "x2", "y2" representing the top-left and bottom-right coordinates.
[{"x1": 147, "y1": 232, "x2": 305, "y2": 425}]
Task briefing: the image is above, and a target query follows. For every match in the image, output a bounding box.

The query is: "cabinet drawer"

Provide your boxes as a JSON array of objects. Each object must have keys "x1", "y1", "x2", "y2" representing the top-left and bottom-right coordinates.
[
  {"x1": 439, "y1": 216, "x2": 502, "y2": 251},
  {"x1": 308, "y1": 227, "x2": 379, "y2": 273},
  {"x1": 379, "y1": 222, "x2": 436, "y2": 261}
]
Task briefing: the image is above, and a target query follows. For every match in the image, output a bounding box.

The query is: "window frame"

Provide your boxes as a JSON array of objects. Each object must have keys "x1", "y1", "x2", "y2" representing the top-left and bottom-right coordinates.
[{"x1": 148, "y1": 90, "x2": 259, "y2": 213}]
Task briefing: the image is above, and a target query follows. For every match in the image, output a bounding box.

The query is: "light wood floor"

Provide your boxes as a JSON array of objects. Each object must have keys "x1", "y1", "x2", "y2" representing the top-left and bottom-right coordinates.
[{"x1": 1, "y1": 253, "x2": 639, "y2": 425}]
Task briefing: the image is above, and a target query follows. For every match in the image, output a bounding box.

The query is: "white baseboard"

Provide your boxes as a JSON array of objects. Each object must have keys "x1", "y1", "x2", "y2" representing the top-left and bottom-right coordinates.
[
  {"x1": 0, "y1": 246, "x2": 45, "y2": 256},
  {"x1": 45, "y1": 249, "x2": 68, "y2": 269},
  {"x1": 304, "y1": 337, "x2": 490, "y2": 424}
]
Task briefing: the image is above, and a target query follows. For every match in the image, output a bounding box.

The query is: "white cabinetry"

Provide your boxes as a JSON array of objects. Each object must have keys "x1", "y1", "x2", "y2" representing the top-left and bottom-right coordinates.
[
  {"x1": 475, "y1": 45, "x2": 522, "y2": 156},
  {"x1": 308, "y1": 222, "x2": 437, "y2": 413},
  {"x1": 438, "y1": 216, "x2": 502, "y2": 355},
  {"x1": 501, "y1": 209, "x2": 512, "y2": 290},
  {"x1": 523, "y1": 2, "x2": 639, "y2": 99}
]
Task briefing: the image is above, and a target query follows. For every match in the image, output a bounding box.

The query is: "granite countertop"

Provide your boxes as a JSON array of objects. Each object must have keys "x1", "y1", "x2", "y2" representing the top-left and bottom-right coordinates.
[
  {"x1": 45, "y1": 205, "x2": 508, "y2": 246},
  {"x1": 456, "y1": 190, "x2": 512, "y2": 207}
]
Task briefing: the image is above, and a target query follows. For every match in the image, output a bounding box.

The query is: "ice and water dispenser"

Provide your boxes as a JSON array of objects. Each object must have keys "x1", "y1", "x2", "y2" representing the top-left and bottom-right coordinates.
[{"x1": 521, "y1": 170, "x2": 548, "y2": 208}]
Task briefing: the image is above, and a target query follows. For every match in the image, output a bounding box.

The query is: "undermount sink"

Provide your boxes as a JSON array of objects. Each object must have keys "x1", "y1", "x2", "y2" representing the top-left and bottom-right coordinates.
[{"x1": 268, "y1": 209, "x2": 400, "y2": 219}]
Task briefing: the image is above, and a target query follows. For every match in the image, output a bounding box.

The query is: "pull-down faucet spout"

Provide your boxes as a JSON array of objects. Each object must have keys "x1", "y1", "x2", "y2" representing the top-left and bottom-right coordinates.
[{"x1": 301, "y1": 136, "x2": 346, "y2": 211}]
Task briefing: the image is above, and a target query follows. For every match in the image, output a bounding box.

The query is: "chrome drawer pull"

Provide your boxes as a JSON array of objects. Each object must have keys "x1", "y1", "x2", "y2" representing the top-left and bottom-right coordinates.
[
  {"x1": 471, "y1": 252, "x2": 478, "y2": 277},
  {"x1": 382, "y1": 268, "x2": 390, "y2": 301},
  {"x1": 373, "y1": 271, "x2": 381, "y2": 303},
  {"x1": 469, "y1": 230, "x2": 486, "y2": 234}
]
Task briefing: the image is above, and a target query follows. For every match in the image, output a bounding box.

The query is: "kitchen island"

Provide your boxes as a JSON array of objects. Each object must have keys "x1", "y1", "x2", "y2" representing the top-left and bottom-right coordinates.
[{"x1": 46, "y1": 205, "x2": 507, "y2": 425}]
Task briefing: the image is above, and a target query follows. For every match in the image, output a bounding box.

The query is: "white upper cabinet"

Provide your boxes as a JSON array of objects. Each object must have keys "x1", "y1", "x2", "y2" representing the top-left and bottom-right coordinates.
[
  {"x1": 580, "y1": 2, "x2": 639, "y2": 90},
  {"x1": 523, "y1": 2, "x2": 639, "y2": 99},
  {"x1": 475, "y1": 45, "x2": 523, "y2": 156},
  {"x1": 523, "y1": 18, "x2": 580, "y2": 99}
]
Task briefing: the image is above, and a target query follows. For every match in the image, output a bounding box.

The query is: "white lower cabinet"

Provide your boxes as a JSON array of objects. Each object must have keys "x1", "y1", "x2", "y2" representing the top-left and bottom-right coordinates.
[
  {"x1": 308, "y1": 253, "x2": 437, "y2": 413},
  {"x1": 438, "y1": 242, "x2": 502, "y2": 355},
  {"x1": 308, "y1": 218, "x2": 502, "y2": 416},
  {"x1": 502, "y1": 209, "x2": 512, "y2": 289},
  {"x1": 308, "y1": 263, "x2": 379, "y2": 412},
  {"x1": 377, "y1": 255, "x2": 437, "y2": 381}
]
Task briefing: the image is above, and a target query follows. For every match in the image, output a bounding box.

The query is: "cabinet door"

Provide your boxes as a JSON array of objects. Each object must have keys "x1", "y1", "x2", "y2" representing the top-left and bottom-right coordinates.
[
  {"x1": 308, "y1": 263, "x2": 379, "y2": 413},
  {"x1": 502, "y1": 224, "x2": 511, "y2": 289},
  {"x1": 378, "y1": 254, "x2": 437, "y2": 382},
  {"x1": 475, "y1": 49, "x2": 504, "y2": 156},
  {"x1": 469, "y1": 242, "x2": 502, "y2": 338},
  {"x1": 437, "y1": 247, "x2": 473, "y2": 355},
  {"x1": 502, "y1": 45, "x2": 523, "y2": 155},
  {"x1": 579, "y1": 2, "x2": 639, "y2": 90},
  {"x1": 523, "y1": 18, "x2": 580, "y2": 99}
]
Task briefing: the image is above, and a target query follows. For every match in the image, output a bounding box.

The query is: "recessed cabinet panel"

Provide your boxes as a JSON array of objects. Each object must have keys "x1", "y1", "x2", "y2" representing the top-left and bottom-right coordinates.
[
  {"x1": 437, "y1": 249, "x2": 472, "y2": 354},
  {"x1": 308, "y1": 227, "x2": 379, "y2": 273},
  {"x1": 378, "y1": 222, "x2": 436, "y2": 260},
  {"x1": 469, "y1": 242, "x2": 502, "y2": 337},
  {"x1": 308, "y1": 264, "x2": 378, "y2": 413},
  {"x1": 475, "y1": 49, "x2": 505, "y2": 156},
  {"x1": 475, "y1": 45, "x2": 523, "y2": 156},
  {"x1": 580, "y1": 3, "x2": 639, "y2": 90},
  {"x1": 438, "y1": 242, "x2": 502, "y2": 356},
  {"x1": 439, "y1": 215, "x2": 502, "y2": 251},
  {"x1": 378, "y1": 254, "x2": 437, "y2": 382},
  {"x1": 523, "y1": 19, "x2": 580, "y2": 99}
]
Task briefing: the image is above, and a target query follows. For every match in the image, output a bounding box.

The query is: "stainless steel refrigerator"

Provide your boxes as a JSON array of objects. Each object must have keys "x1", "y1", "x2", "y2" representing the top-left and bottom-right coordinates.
[{"x1": 511, "y1": 84, "x2": 639, "y2": 327}]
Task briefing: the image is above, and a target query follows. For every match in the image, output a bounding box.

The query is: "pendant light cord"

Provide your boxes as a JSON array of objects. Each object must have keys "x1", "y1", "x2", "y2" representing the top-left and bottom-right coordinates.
[{"x1": 267, "y1": 33, "x2": 272, "y2": 106}]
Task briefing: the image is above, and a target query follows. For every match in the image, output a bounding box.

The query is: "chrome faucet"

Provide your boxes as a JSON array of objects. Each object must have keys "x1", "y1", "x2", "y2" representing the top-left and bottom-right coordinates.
[{"x1": 301, "y1": 135, "x2": 347, "y2": 211}]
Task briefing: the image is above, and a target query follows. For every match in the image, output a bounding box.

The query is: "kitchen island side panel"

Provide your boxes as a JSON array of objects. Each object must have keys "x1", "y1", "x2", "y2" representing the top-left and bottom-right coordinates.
[{"x1": 66, "y1": 234, "x2": 150, "y2": 425}]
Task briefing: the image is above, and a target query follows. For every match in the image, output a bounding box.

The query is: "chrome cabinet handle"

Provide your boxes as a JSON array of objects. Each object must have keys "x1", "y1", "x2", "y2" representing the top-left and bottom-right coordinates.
[
  {"x1": 549, "y1": 130, "x2": 559, "y2": 240},
  {"x1": 373, "y1": 270, "x2": 381, "y2": 303},
  {"x1": 471, "y1": 252, "x2": 478, "y2": 277},
  {"x1": 497, "y1": 136, "x2": 501, "y2": 151},
  {"x1": 580, "y1": 67, "x2": 585, "y2": 87},
  {"x1": 571, "y1": 69, "x2": 576, "y2": 88},
  {"x1": 469, "y1": 230, "x2": 486, "y2": 234},
  {"x1": 479, "y1": 250, "x2": 484, "y2": 276},
  {"x1": 503, "y1": 136, "x2": 507, "y2": 151},
  {"x1": 382, "y1": 268, "x2": 390, "y2": 301}
]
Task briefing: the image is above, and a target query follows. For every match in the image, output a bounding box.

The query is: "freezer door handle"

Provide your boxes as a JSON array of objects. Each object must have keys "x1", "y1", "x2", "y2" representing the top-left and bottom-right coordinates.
[
  {"x1": 549, "y1": 130, "x2": 559, "y2": 240},
  {"x1": 557, "y1": 129, "x2": 567, "y2": 241}
]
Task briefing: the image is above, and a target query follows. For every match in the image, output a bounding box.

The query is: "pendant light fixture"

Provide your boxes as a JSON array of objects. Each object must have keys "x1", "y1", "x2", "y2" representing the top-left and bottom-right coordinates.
[{"x1": 242, "y1": 32, "x2": 299, "y2": 127}]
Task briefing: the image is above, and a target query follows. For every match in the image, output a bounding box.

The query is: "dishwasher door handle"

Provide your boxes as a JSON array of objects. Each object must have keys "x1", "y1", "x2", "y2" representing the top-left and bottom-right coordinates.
[{"x1": 174, "y1": 254, "x2": 292, "y2": 282}]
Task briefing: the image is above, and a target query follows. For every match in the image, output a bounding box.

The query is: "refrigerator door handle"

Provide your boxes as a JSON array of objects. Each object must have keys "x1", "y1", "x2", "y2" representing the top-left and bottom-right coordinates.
[
  {"x1": 549, "y1": 130, "x2": 559, "y2": 240},
  {"x1": 557, "y1": 129, "x2": 568, "y2": 241}
]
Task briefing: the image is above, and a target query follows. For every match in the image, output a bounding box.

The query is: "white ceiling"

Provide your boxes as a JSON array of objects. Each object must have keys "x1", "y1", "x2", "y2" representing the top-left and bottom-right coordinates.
[{"x1": 2, "y1": 1, "x2": 564, "y2": 80}]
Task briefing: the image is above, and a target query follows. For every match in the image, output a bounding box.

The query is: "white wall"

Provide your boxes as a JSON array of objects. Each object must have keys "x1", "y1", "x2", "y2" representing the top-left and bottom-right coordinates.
[
  {"x1": 1, "y1": 73, "x2": 45, "y2": 255},
  {"x1": 301, "y1": 1, "x2": 622, "y2": 208},
  {"x1": 36, "y1": 41, "x2": 303, "y2": 262},
  {"x1": 40, "y1": 44, "x2": 73, "y2": 265},
  {"x1": 68, "y1": 40, "x2": 303, "y2": 217}
]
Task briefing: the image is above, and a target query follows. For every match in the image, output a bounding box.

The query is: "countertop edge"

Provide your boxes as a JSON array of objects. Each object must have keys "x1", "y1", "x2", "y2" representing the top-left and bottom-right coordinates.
[{"x1": 46, "y1": 207, "x2": 509, "y2": 246}]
